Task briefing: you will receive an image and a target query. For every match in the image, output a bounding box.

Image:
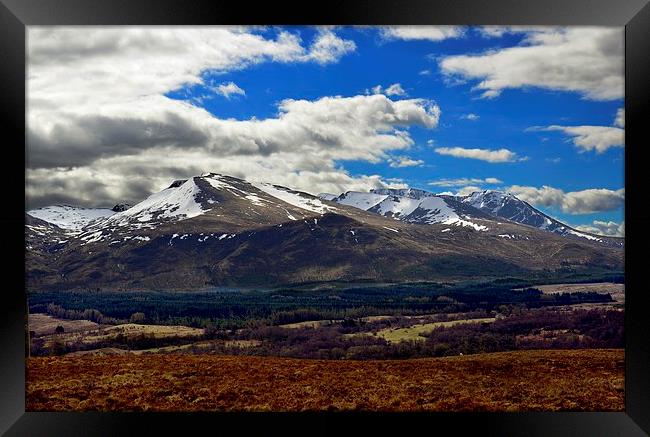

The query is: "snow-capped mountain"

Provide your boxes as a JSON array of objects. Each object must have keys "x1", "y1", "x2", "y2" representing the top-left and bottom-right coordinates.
[
  {"x1": 460, "y1": 190, "x2": 622, "y2": 246},
  {"x1": 325, "y1": 188, "x2": 622, "y2": 247},
  {"x1": 462, "y1": 190, "x2": 558, "y2": 230},
  {"x1": 333, "y1": 188, "x2": 494, "y2": 231},
  {"x1": 26, "y1": 173, "x2": 624, "y2": 291},
  {"x1": 32, "y1": 173, "x2": 347, "y2": 246}
]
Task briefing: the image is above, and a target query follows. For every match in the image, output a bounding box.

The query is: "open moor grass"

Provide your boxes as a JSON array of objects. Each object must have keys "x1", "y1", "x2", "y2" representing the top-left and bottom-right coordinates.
[{"x1": 27, "y1": 349, "x2": 624, "y2": 412}]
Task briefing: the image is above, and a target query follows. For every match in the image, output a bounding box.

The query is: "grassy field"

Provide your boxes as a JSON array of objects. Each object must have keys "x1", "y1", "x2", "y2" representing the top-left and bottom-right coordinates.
[
  {"x1": 26, "y1": 349, "x2": 624, "y2": 412},
  {"x1": 526, "y1": 282, "x2": 625, "y2": 303},
  {"x1": 351, "y1": 317, "x2": 497, "y2": 343},
  {"x1": 28, "y1": 313, "x2": 99, "y2": 336},
  {"x1": 34, "y1": 319, "x2": 205, "y2": 350}
]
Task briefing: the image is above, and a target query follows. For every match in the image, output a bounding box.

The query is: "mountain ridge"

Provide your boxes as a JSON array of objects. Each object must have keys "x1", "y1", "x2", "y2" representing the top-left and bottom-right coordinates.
[
  {"x1": 26, "y1": 173, "x2": 623, "y2": 291},
  {"x1": 325, "y1": 187, "x2": 622, "y2": 247}
]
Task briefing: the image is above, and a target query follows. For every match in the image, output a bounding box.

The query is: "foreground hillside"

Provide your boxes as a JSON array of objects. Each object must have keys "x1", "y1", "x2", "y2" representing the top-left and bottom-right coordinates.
[{"x1": 27, "y1": 349, "x2": 624, "y2": 412}]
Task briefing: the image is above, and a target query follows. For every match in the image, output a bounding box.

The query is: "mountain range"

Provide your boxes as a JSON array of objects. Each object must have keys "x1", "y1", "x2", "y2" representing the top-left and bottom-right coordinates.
[
  {"x1": 26, "y1": 173, "x2": 623, "y2": 291},
  {"x1": 326, "y1": 188, "x2": 621, "y2": 245}
]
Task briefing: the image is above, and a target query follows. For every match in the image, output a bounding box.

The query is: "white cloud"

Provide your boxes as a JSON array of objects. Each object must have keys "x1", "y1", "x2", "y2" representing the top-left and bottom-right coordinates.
[
  {"x1": 477, "y1": 26, "x2": 511, "y2": 38},
  {"x1": 615, "y1": 108, "x2": 625, "y2": 128},
  {"x1": 388, "y1": 156, "x2": 424, "y2": 168},
  {"x1": 477, "y1": 26, "x2": 556, "y2": 39},
  {"x1": 434, "y1": 147, "x2": 521, "y2": 163},
  {"x1": 536, "y1": 125, "x2": 624, "y2": 153},
  {"x1": 440, "y1": 27, "x2": 624, "y2": 100},
  {"x1": 27, "y1": 93, "x2": 440, "y2": 206},
  {"x1": 213, "y1": 82, "x2": 245, "y2": 99},
  {"x1": 29, "y1": 27, "x2": 311, "y2": 115},
  {"x1": 385, "y1": 83, "x2": 407, "y2": 96},
  {"x1": 507, "y1": 185, "x2": 624, "y2": 214},
  {"x1": 380, "y1": 26, "x2": 465, "y2": 42},
  {"x1": 26, "y1": 27, "x2": 445, "y2": 208},
  {"x1": 370, "y1": 83, "x2": 407, "y2": 97},
  {"x1": 303, "y1": 29, "x2": 356, "y2": 65},
  {"x1": 429, "y1": 177, "x2": 502, "y2": 187},
  {"x1": 456, "y1": 186, "x2": 483, "y2": 196},
  {"x1": 480, "y1": 90, "x2": 501, "y2": 99},
  {"x1": 27, "y1": 27, "x2": 355, "y2": 116},
  {"x1": 419, "y1": 69, "x2": 431, "y2": 76},
  {"x1": 461, "y1": 113, "x2": 480, "y2": 121},
  {"x1": 575, "y1": 220, "x2": 624, "y2": 237}
]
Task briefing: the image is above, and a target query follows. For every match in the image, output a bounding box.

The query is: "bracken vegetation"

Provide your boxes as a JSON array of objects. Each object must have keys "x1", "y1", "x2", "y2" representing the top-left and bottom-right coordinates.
[{"x1": 26, "y1": 349, "x2": 624, "y2": 412}]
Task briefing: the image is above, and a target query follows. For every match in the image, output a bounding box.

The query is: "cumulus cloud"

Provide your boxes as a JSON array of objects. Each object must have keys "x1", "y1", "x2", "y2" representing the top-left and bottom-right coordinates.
[
  {"x1": 385, "y1": 83, "x2": 407, "y2": 96},
  {"x1": 380, "y1": 26, "x2": 465, "y2": 41},
  {"x1": 460, "y1": 113, "x2": 480, "y2": 121},
  {"x1": 440, "y1": 27, "x2": 624, "y2": 100},
  {"x1": 477, "y1": 26, "x2": 555, "y2": 39},
  {"x1": 575, "y1": 220, "x2": 624, "y2": 237},
  {"x1": 26, "y1": 27, "x2": 442, "y2": 208},
  {"x1": 507, "y1": 185, "x2": 624, "y2": 214},
  {"x1": 213, "y1": 82, "x2": 246, "y2": 99},
  {"x1": 615, "y1": 108, "x2": 625, "y2": 128},
  {"x1": 429, "y1": 177, "x2": 502, "y2": 187},
  {"x1": 303, "y1": 29, "x2": 356, "y2": 64},
  {"x1": 477, "y1": 26, "x2": 513, "y2": 38},
  {"x1": 27, "y1": 93, "x2": 440, "y2": 206},
  {"x1": 434, "y1": 147, "x2": 521, "y2": 163},
  {"x1": 370, "y1": 83, "x2": 407, "y2": 97},
  {"x1": 456, "y1": 186, "x2": 484, "y2": 196},
  {"x1": 533, "y1": 125, "x2": 624, "y2": 153},
  {"x1": 387, "y1": 156, "x2": 424, "y2": 168}
]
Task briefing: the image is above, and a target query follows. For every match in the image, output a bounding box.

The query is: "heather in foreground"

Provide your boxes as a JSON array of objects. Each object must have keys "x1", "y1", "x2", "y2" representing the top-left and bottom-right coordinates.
[{"x1": 27, "y1": 349, "x2": 624, "y2": 412}]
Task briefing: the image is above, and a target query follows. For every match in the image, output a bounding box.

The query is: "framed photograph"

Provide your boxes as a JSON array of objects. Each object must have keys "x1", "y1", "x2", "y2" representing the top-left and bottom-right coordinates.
[{"x1": 2, "y1": 0, "x2": 649, "y2": 435}]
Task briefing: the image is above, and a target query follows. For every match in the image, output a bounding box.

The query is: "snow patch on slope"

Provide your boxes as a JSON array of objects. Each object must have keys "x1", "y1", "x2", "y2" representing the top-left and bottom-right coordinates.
[
  {"x1": 415, "y1": 197, "x2": 488, "y2": 231},
  {"x1": 567, "y1": 229, "x2": 603, "y2": 242},
  {"x1": 251, "y1": 182, "x2": 338, "y2": 215},
  {"x1": 374, "y1": 196, "x2": 422, "y2": 217},
  {"x1": 318, "y1": 193, "x2": 338, "y2": 201},
  {"x1": 335, "y1": 191, "x2": 388, "y2": 210},
  {"x1": 27, "y1": 206, "x2": 115, "y2": 231}
]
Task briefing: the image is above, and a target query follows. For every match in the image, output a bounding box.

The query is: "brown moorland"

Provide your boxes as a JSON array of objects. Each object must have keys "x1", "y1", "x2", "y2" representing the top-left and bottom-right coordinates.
[{"x1": 27, "y1": 349, "x2": 623, "y2": 412}]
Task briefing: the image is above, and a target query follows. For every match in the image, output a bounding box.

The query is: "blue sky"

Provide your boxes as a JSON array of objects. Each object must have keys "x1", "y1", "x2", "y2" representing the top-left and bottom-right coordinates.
[
  {"x1": 164, "y1": 26, "x2": 624, "y2": 232},
  {"x1": 27, "y1": 26, "x2": 625, "y2": 236}
]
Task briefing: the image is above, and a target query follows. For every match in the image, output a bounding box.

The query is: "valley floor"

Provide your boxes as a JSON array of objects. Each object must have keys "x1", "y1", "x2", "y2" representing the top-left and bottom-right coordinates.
[{"x1": 27, "y1": 349, "x2": 624, "y2": 412}]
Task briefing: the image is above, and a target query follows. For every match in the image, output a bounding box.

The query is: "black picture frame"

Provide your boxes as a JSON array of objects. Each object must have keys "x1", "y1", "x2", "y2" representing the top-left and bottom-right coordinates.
[{"x1": 2, "y1": 1, "x2": 649, "y2": 435}]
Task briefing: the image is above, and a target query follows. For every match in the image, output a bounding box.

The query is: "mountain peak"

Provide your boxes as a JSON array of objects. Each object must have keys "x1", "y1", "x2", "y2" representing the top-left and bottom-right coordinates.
[
  {"x1": 111, "y1": 203, "x2": 132, "y2": 212},
  {"x1": 168, "y1": 179, "x2": 188, "y2": 189},
  {"x1": 369, "y1": 187, "x2": 433, "y2": 200}
]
